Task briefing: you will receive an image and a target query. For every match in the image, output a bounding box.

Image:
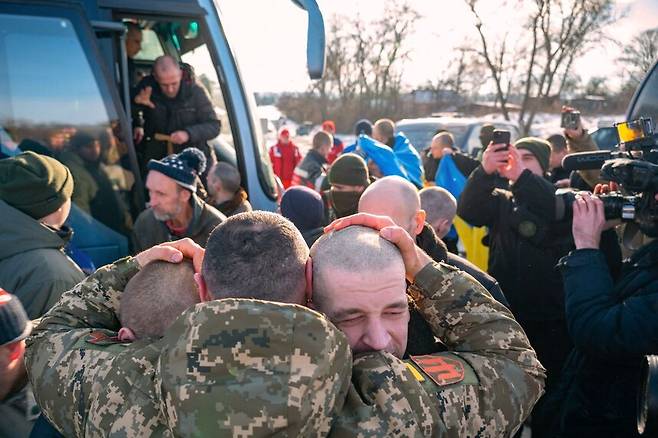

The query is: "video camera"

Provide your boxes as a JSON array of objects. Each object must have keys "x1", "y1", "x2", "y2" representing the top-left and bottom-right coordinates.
[{"x1": 559, "y1": 117, "x2": 658, "y2": 237}]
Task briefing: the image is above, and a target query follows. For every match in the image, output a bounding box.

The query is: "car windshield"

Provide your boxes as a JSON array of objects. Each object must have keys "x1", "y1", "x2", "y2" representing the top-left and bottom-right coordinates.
[{"x1": 396, "y1": 123, "x2": 470, "y2": 152}]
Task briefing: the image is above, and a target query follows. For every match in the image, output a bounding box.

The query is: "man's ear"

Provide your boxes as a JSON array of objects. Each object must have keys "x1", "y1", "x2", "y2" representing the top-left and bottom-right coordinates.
[
  {"x1": 304, "y1": 257, "x2": 314, "y2": 308},
  {"x1": 414, "y1": 210, "x2": 427, "y2": 235},
  {"x1": 195, "y1": 273, "x2": 211, "y2": 302}
]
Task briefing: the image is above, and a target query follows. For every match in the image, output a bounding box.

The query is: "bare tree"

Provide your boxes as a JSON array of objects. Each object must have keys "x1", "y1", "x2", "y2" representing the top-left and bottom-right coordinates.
[
  {"x1": 466, "y1": 0, "x2": 616, "y2": 134},
  {"x1": 618, "y1": 28, "x2": 658, "y2": 86},
  {"x1": 302, "y1": 1, "x2": 420, "y2": 129}
]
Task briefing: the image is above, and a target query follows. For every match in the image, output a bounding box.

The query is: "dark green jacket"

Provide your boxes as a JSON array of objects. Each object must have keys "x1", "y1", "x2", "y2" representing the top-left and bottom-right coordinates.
[
  {"x1": 0, "y1": 200, "x2": 84, "y2": 318},
  {"x1": 132, "y1": 194, "x2": 225, "y2": 252}
]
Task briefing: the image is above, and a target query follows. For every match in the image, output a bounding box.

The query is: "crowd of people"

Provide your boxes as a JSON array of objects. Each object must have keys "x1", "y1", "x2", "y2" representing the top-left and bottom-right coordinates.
[{"x1": 1, "y1": 29, "x2": 657, "y2": 437}]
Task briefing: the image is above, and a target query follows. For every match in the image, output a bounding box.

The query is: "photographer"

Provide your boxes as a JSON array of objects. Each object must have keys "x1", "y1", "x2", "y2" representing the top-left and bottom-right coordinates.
[
  {"x1": 549, "y1": 189, "x2": 658, "y2": 437},
  {"x1": 562, "y1": 106, "x2": 603, "y2": 190}
]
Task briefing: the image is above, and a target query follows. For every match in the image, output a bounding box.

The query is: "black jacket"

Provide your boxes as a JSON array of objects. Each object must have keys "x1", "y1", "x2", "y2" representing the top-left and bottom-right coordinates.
[
  {"x1": 458, "y1": 166, "x2": 621, "y2": 322},
  {"x1": 545, "y1": 243, "x2": 658, "y2": 437},
  {"x1": 458, "y1": 166, "x2": 573, "y2": 320},
  {"x1": 135, "y1": 76, "x2": 220, "y2": 160}
]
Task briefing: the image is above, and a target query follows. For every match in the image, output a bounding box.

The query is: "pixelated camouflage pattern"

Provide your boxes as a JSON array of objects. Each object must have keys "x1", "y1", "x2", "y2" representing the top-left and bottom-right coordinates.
[
  {"x1": 406, "y1": 261, "x2": 546, "y2": 437},
  {"x1": 330, "y1": 351, "x2": 446, "y2": 438},
  {"x1": 24, "y1": 257, "x2": 172, "y2": 437},
  {"x1": 156, "y1": 298, "x2": 352, "y2": 437}
]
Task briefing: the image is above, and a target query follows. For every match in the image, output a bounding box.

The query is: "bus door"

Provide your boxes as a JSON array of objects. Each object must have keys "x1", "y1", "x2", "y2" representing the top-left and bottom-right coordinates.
[{"x1": 0, "y1": 2, "x2": 138, "y2": 263}]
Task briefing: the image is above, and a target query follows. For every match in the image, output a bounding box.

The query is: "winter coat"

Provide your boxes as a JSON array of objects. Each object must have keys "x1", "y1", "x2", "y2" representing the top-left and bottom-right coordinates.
[
  {"x1": 326, "y1": 137, "x2": 344, "y2": 164},
  {"x1": 0, "y1": 201, "x2": 84, "y2": 319},
  {"x1": 132, "y1": 194, "x2": 225, "y2": 252},
  {"x1": 291, "y1": 149, "x2": 326, "y2": 190},
  {"x1": 134, "y1": 76, "x2": 220, "y2": 165},
  {"x1": 545, "y1": 242, "x2": 658, "y2": 437},
  {"x1": 269, "y1": 141, "x2": 302, "y2": 188},
  {"x1": 458, "y1": 166, "x2": 579, "y2": 321}
]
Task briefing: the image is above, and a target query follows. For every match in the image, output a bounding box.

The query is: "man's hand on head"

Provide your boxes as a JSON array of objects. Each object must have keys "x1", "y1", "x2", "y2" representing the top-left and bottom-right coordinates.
[
  {"x1": 325, "y1": 213, "x2": 432, "y2": 282},
  {"x1": 134, "y1": 238, "x2": 205, "y2": 272}
]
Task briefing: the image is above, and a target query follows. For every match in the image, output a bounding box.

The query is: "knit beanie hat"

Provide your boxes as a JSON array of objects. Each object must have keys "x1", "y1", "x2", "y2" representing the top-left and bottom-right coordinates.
[
  {"x1": 148, "y1": 147, "x2": 206, "y2": 192},
  {"x1": 354, "y1": 119, "x2": 373, "y2": 136},
  {"x1": 328, "y1": 153, "x2": 369, "y2": 187},
  {"x1": 280, "y1": 186, "x2": 325, "y2": 232},
  {"x1": 0, "y1": 289, "x2": 32, "y2": 346},
  {"x1": 515, "y1": 137, "x2": 551, "y2": 173},
  {"x1": 0, "y1": 151, "x2": 74, "y2": 219}
]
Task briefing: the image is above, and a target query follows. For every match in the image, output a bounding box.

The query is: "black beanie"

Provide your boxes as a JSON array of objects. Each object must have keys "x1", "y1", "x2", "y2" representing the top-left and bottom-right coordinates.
[
  {"x1": 280, "y1": 186, "x2": 325, "y2": 231},
  {"x1": 328, "y1": 153, "x2": 369, "y2": 187},
  {"x1": 0, "y1": 151, "x2": 74, "y2": 219},
  {"x1": 148, "y1": 147, "x2": 206, "y2": 192},
  {"x1": 0, "y1": 289, "x2": 32, "y2": 346}
]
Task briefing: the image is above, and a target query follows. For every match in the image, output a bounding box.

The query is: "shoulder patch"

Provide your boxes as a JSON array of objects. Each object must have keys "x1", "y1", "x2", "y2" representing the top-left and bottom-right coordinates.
[
  {"x1": 86, "y1": 330, "x2": 130, "y2": 346},
  {"x1": 410, "y1": 353, "x2": 478, "y2": 387}
]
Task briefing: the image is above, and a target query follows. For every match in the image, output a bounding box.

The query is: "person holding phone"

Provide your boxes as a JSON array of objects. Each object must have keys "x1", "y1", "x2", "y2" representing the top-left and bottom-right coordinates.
[
  {"x1": 561, "y1": 106, "x2": 603, "y2": 190},
  {"x1": 457, "y1": 135, "x2": 575, "y2": 437}
]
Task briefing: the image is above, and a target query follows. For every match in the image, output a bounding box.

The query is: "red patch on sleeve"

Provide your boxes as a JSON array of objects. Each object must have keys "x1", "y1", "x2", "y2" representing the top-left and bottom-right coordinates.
[{"x1": 410, "y1": 354, "x2": 465, "y2": 386}]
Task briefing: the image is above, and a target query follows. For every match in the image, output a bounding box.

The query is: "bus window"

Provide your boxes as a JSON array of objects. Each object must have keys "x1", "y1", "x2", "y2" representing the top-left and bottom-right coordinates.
[
  {"x1": 181, "y1": 43, "x2": 234, "y2": 148},
  {"x1": 0, "y1": 13, "x2": 134, "y2": 236},
  {"x1": 133, "y1": 28, "x2": 165, "y2": 61}
]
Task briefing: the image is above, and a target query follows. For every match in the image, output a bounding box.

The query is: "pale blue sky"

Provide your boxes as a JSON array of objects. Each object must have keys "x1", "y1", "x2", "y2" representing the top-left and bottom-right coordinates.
[{"x1": 219, "y1": 0, "x2": 658, "y2": 93}]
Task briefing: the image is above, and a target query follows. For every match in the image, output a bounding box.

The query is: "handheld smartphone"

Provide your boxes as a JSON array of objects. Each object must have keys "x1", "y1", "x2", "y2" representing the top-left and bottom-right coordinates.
[
  {"x1": 561, "y1": 111, "x2": 581, "y2": 130},
  {"x1": 492, "y1": 129, "x2": 511, "y2": 150}
]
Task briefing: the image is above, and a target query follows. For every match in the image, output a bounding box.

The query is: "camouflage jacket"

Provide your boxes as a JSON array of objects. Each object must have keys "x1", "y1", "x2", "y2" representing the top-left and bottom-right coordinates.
[
  {"x1": 406, "y1": 262, "x2": 546, "y2": 437},
  {"x1": 25, "y1": 258, "x2": 543, "y2": 437}
]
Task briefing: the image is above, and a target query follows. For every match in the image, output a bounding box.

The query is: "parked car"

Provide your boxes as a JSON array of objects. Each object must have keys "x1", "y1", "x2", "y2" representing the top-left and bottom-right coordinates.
[{"x1": 395, "y1": 116, "x2": 521, "y2": 157}]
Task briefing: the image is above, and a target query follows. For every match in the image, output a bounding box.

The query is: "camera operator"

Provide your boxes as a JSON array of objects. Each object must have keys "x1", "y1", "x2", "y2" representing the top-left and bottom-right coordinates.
[
  {"x1": 548, "y1": 188, "x2": 658, "y2": 437},
  {"x1": 459, "y1": 137, "x2": 622, "y2": 437}
]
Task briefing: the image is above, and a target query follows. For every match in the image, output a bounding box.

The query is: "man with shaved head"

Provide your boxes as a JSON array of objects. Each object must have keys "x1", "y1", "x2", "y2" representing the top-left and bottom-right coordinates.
[
  {"x1": 311, "y1": 226, "x2": 409, "y2": 357},
  {"x1": 133, "y1": 54, "x2": 220, "y2": 174},
  {"x1": 358, "y1": 176, "x2": 508, "y2": 310}
]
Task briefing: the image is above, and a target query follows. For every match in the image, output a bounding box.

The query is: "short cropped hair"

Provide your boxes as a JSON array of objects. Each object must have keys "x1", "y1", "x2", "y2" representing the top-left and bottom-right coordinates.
[
  {"x1": 374, "y1": 119, "x2": 395, "y2": 141},
  {"x1": 202, "y1": 211, "x2": 308, "y2": 301},
  {"x1": 433, "y1": 132, "x2": 454, "y2": 148},
  {"x1": 419, "y1": 186, "x2": 457, "y2": 224},
  {"x1": 119, "y1": 260, "x2": 199, "y2": 339},
  {"x1": 211, "y1": 161, "x2": 241, "y2": 194},
  {"x1": 312, "y1": 131, "x2": 333, "y2": 151},
  {"x1": 310, "y1": 226, "x2": 403, "y2": 309}
]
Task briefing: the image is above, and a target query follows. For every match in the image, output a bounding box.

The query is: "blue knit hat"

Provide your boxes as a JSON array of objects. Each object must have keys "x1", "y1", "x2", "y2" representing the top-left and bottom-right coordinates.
[
  {"x1": 0, "y1": 289, "x2": 32, "y2": 346},
  {"x1": 148, "y1": 147, "x2": 206, "y2": 192},
  {"x1": 280, "y1": 186, "x2": 325, "y2": 232}
]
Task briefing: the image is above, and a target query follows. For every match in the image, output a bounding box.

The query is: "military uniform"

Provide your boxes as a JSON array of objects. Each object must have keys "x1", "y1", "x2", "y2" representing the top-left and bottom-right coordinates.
[{"x1": 26, "y1": 258, "x2": 544, "y2": 437}]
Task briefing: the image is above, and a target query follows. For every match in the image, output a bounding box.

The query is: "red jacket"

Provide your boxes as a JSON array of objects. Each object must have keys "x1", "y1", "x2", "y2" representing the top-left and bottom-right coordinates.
[
  {"x1": 326, "y1": 138, "x2": 344, "y2": 164},
  {"x1": 269, "y1": 141, "x2": 302, "y2": 188}
]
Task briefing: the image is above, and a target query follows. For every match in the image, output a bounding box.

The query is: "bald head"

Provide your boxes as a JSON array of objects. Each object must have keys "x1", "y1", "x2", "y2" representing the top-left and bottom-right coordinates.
[
  {"x1": 153, "y1": 55, "x2": 182, "y2": 98},
  {"x1": 430, "y1": 132, "x2": 454, "y2": 159},
  {"x1": 358, "y1": 176, "x2": 424, "y2": 236},
  {"x1": 373, "y1": 119, "x2": 395, "y2": 145},
  {"x1": 309, "y1": 226, "x2": 409, "y2": 357},
  {"x1": 419, "y1": 186, "x2": 457, "y2": 238}
]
